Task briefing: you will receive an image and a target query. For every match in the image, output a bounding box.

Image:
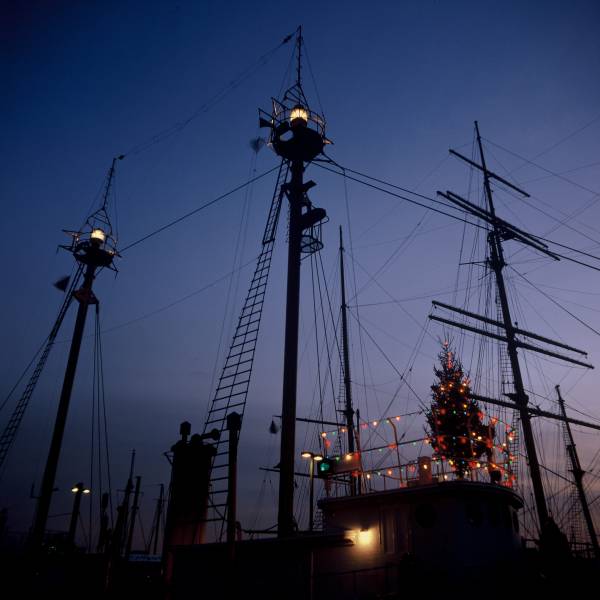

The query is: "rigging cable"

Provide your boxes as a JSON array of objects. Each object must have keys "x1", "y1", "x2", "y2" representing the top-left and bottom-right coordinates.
[
  {"x1": 315, "y1": 160, "x2": 600, "y2": 271},
  {"x1": 508, "y1": 266, "x2": 600, "y2": 338},
  {"x1": 120, "y1": 165, "x2": 280, "y2": 252},
  {"x1": 124, "y1": 32, "x2": 295, "y2": 157}
]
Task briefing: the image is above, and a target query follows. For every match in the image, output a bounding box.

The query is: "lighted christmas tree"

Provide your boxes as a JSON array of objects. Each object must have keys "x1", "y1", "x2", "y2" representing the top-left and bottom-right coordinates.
[{"x1": 426, "y1": 343, "x2": 495, "y2": 479}]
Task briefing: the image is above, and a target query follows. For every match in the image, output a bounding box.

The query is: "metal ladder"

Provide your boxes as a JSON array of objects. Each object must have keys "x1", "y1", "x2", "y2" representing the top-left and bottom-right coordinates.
[{"x1": 201, "y1": 159, "x2": 289, "y2": 538}]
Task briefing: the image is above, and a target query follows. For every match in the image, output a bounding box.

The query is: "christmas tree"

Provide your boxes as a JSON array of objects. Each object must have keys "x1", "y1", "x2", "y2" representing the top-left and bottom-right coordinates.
[{"x1": 426, "y1": 343, "x2": 495, "y2": 479}]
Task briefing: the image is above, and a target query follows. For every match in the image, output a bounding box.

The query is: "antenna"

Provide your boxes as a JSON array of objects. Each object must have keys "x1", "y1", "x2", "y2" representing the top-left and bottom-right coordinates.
[{"x1": 296, "y1": 26, "x2": 302, "y2": 88}]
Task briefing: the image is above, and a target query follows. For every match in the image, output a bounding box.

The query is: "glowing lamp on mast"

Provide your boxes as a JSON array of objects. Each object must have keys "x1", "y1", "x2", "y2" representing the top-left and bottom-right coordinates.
[
  {"x1": 290, "y1": 105, "x2": 308, "y2": 128},
  {"x1": 91, "y1": 228, "x2": 106, "y2": 245}
]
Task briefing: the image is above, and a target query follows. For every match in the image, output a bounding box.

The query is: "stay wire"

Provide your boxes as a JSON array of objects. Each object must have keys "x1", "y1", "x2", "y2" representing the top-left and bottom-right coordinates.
[
  {"x1": 125, "y1": 32, "x2": 295, "y2": 157},
  {"x1": 119, "y1": 165, "x2": 280, "y2": 252},
  {"x1": 347, "y1": 308, "x2": 427, "y2": 411},
  {"x1": 508, "y1": 266, "x2": 600, "y2": 338}
]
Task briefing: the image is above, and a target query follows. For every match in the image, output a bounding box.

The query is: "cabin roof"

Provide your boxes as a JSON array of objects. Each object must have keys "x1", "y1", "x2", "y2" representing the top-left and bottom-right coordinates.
[{"x1": 318, "y1": 480, "x2": 523, "y2": 512}]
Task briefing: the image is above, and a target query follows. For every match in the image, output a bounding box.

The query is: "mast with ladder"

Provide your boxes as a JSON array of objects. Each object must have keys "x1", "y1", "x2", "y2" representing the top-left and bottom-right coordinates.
[{"x1": 199, "y1": 27, "x2": 329, "y2": 539}]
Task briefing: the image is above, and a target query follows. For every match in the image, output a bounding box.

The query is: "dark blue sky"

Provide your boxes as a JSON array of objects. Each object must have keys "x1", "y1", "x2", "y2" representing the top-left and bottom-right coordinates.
[{"x1": 2, "y1": 1, "x2": 600, "y2": 543}]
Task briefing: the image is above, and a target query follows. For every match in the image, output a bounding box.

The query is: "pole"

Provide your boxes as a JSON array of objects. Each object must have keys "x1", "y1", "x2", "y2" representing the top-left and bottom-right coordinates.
[
  {"x1": 339, "y1": 228, "x2": 357, "y2": 496},
  {"x1": 151, "y1": 484, "x2": 164, "y2": 555},
  {"x1": 475, "y1": 121, "x2": 549, "y2": 530},
  {"x1": 308, "y1": 458, "x2": 314, "y2": 532},
  {"x1": 227, "y1": 412, "x2": 242, "y2": 560},
  {"x1": 125, "y1": 475, "x2": 141, "y2": 559},
  {"x1": 278, "y1": 159, "x2": 304, "y2": 537},
  {"x1": 556, "y1": 386, "x2": 600, "y2": 558},
  {"x1": 30, "y1": 262, "x2": 97, "y2": 549},
  {"x1": 67, "y1": 482, "x2": 84, "y2": 548}
]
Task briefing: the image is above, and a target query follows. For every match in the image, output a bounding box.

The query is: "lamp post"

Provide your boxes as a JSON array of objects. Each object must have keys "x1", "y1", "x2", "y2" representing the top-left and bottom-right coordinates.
[
  {"x1": 67, "y1": 482, "x2": 90, "y2": 548},
  {"x1": 301, "y1": 452, "x2": 323, "y2": 531}
]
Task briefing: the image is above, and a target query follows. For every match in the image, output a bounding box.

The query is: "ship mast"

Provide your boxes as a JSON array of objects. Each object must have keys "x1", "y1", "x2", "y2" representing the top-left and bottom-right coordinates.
[
  {"x1": 339, "y1": 227, "x2": 357, "y2": 495},
  {"x1": 30, "y1": 158, "x2": 120, "y2": 550},
  {"x1": 431, "y1": 123, "x2": 595, "y2": 536},
  {"x1": 473, "y1": 121, "x2": 549, "y2": 528},
  {"x1": 556, "y1": 385, "x2": 600, "y2": 558},
  {"x1": 260, "y1": 27, "x2": 328, "y2": 536}
]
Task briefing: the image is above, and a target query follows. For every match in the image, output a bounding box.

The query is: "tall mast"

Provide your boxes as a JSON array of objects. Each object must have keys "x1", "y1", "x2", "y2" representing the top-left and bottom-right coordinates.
[
  {"x1": 258, "y1": 27, "x2": 328, "y2": 536},
  {"x1": 474, "y1": 121, "x2": 549, "y2": 529},
  {"x1": 556, "y1": 385, "x2": 600, "y2": 558},
  {"x1": 29, "y1": 160, "x2": 119, "y2": 550},
  {"x1": 339, "y1": 227, "x2": 356, "y2": 495}
]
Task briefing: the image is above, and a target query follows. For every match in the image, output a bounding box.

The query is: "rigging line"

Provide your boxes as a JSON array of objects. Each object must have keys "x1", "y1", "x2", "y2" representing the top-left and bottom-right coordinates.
[
  {"x1": 0, "y1": 337, "x2": 47, "y2": 414},
  {"x1": 318, "y1": 160, "x2": 600, "y2": 271},
  {"x1": 119, "y1": 165, "x2": 280, "y2": 252},
  {"x1": 207, "y1": 151, "x2": 258, "y2": 408},
  {"x1": 512, "y1": 112, "x2": 600, "y2": 172},
  {"x1": 86, "y1": 256, "x2": 257, "y2": 337},
  {"x1": 0, "y1": 260, "x2": 82, "y2": 413},
  {"x1": 522, "y1": 160, "x2": 600, "y2": 185},
  {"x1": 315, "y1": 162, "x2": 479, "y2": 223},
  {"x1": 508, "y1": 265, "x2": 600, "y2": 338},
  {"x1": 97, "y1": 307, "x2": 114, "y2": 527},
  {"x1": 350, "y1": 213, "x2": 428, "y2": 302},
  {"x1": 345, "y1": 250, "x2": 437, "y2": 344},
  {"x1": 484, "y1": 138, "x2": 600, "y2": 199},
  {"x1": 342, "y1": 171, "x2": 371, "y2": 420},
  {"x1": 316, "y1": 251, "x2": 343, "y2": 408},
  {"x1": 124, "y1": 32, "x2": 295, "y2": 157},
  {"x1": 347, "y1": 308, "x2": 427, "y2": 411},
  {"x1": 501, "y1": 184, "x2": 600, "y2": 250},
  {"x1": 355, "y1": 222, "x2": 455, "y2": 249},
  {"x1": 302, "y1": 256, "x2": 325, "y2": 450},
  {"x1": 303, "y1": 42, "x2": 326, "y2": 122},
  {"x1": 310, "y1": 254, "x2": 325, "y2": 429}
]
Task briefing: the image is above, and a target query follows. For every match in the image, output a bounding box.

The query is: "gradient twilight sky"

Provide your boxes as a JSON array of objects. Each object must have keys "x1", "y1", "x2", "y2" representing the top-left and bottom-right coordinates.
[{"x1": 2, "y1": 0, "x2": 600, "y2": 544}]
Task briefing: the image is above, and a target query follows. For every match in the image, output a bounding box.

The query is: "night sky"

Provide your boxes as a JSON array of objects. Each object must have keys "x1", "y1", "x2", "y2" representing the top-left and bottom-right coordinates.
[{"x1": 2, "y1": 0, "x2": 600, "y2": 546}]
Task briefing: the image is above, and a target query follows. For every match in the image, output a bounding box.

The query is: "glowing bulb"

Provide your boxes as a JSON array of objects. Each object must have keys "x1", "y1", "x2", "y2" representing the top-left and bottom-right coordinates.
[
  {"x1": 290, "y1": 106, "x2": 308, "y2": 123},
  {"x1": 91, "y1": 228, "x2": 106, "y2": 244}
]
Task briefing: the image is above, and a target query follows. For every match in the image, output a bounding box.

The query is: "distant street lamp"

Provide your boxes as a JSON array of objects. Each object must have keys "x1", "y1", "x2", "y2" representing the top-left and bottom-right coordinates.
[
  {"x1": 67, "y1": 482, "x2": 90, "y2": 548},
  {"x1": 301, "y1": 451, "x2": 323, "y2": 531}
]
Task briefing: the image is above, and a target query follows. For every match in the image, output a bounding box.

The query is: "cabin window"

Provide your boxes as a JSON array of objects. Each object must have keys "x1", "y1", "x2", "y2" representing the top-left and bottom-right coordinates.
[
  {"x1": 465, "y1": 502, "x2": 483, "y2": 527},
  {"x1": 414, "y1": 504, "x2": 436, "y2": 529}
]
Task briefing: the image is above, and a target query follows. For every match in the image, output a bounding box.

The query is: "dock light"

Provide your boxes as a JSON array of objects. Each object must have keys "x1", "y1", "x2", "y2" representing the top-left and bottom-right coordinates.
[
  {"x1": 91, "y1": 228, "x2": 106, "y2": 245},
  {"x1": 83, "y1": 488, "x2": 91, "y2": 494},
  {"x1": 71, "y1": 486, "x2": 80, "y2": 493},
  {"x1": 290, "y1": 105, "x2": 308, "y2": 126},
  {"x1": 313, "y1": 454, "x2": 323, "y2": 462},
  {"x1": 301, "y1": 451, "x2": 312, "y2": 459},
  {"x1": 71, "y1": 485, "x2": 90, "y2": 494}
]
